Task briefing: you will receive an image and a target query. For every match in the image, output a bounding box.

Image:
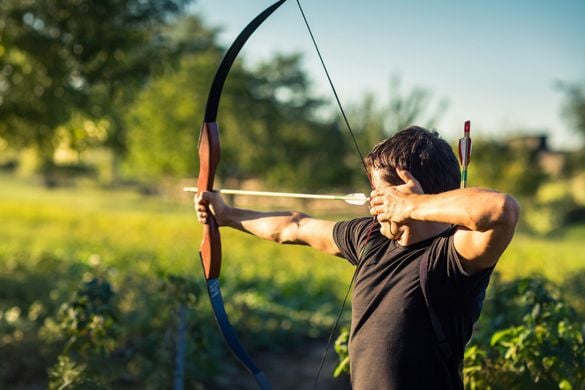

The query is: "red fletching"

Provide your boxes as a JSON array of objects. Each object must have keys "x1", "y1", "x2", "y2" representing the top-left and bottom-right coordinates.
[{"x1": 458, "y1": 120, "x2": 472, "y2": 166}]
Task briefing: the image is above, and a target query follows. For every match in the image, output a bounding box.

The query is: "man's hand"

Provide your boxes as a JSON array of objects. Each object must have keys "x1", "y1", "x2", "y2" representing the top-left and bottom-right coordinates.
[
  {"x1": 369, "y1": 169, "x2": 423, "y2": 223},
  {"x1": 195, "y1": 191, "x2": 230, "y2": 226}
]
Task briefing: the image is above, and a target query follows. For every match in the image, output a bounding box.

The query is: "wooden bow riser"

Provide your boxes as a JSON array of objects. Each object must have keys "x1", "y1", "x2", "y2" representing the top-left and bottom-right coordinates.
[{"x1": 198, "y1": 121, "x2": 222, "y2": 280}]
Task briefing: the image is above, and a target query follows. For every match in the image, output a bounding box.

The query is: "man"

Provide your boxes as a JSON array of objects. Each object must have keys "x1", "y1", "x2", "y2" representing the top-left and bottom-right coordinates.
[{"x1": 195, "y1": 126, "x2": 520, "y2": 389}]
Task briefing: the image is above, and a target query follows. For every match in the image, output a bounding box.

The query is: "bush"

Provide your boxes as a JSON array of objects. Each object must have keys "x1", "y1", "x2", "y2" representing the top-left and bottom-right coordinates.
[
  {"x1": 465, "y1": 276, "x2": 585, "y2": 389},
  {"x1": 331, "y1": 276, "x2": 585, "y2": 389},
  {"x1": 0, "y1": 253, "x2": 225, "y2": 388}
]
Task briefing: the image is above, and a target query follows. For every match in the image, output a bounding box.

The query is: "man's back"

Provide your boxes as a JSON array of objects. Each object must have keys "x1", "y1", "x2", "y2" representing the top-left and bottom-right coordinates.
[{"x1": 333, "y1": 218, "x2": 493, "y2": 390}]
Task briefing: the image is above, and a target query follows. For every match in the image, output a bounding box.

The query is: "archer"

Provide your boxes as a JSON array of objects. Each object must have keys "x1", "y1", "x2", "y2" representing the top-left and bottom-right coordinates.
[{"x1": 195, "y1": 125, "x2": 520, "y2": 389}]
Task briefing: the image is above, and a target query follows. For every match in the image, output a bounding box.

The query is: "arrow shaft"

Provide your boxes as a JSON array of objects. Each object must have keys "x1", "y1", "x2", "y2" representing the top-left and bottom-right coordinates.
[{"x1": 184, "y1": 187, "x2": 367, "y2": 204}]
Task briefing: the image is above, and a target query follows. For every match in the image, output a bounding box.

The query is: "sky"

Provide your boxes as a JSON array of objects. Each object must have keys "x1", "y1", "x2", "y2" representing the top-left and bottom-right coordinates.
[{"x1": 191, "y1": 0, "x2": 585, "y2": 150}]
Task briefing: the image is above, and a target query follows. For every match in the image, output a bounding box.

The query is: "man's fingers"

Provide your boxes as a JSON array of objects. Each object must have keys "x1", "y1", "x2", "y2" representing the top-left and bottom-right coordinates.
[
  {"x1": 195, "y1": 199, "x2": 207, "y2": 223},
  {"x1": 194, "y1": 191, "x2": 213, "y2": 224},
  {"x1": 369, "y1": 194, "x2": 383, "y2": 206},
  {"x1": 369, "y1": 204, "x2": 385, "y2": 216},
  {"x1": 370, "y1": 188, "x2": 393, "y2": 203},
  {"x1": 197, "y1": 190, "x2": 211, "y2": 202},
  {"x1": 194, "y1": 190, "x2": 213, "y2": 206},
  {"x1": 193, "y1": 190, "x2": 228, "y2": 226},
  {"x1": 376, "y1": 213, "x2": 389, "y2": 224}
]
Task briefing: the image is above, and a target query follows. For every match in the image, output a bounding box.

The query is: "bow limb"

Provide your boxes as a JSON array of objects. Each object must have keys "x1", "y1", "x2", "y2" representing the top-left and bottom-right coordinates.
[{"x1": 197, "y1": 1, "x2": 287, "y2": 388}]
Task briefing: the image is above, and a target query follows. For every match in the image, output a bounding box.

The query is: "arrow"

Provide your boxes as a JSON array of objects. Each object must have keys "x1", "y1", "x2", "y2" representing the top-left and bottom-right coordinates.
[
  {"x1": 458, "y1": 120, "x2": 472, "y2": 188},
  {"x1": 184, "y1": 187, "x2": 369, "y2": 206}
]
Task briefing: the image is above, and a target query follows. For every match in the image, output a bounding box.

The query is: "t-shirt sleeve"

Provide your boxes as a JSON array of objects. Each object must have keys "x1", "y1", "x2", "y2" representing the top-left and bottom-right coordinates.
[
  {"x1": 333, "y1": 217, "x2": 378, "y2": 266},
  {"x1": 424, "y1": 232, "x2": 494, "y2": 299}
]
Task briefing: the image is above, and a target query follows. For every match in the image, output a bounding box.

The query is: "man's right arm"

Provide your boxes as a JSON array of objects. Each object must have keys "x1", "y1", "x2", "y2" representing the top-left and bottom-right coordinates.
[{"x1": 195, "y1": 191, "x2": 341, "y2": 256}]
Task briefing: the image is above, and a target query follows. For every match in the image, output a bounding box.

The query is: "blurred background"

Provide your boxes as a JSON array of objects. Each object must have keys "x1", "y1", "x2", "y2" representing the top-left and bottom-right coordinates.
[{"x1": 1, "y1": 0, "x2": 584, "y2": 388}]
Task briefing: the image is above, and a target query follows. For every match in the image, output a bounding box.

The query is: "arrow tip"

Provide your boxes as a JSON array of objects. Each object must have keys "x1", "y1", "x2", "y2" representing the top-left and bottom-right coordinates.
[{"x1": 464, "y1": 120, "x2": 470, "y2": 134}]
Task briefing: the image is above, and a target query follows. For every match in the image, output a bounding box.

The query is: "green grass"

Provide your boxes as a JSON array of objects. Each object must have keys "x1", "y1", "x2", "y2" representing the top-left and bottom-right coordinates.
[
  {"x1": 1, "y1": 173, "x2": 584, "y2": 387},
  {"x1": 1, "y1": 172, "x2": 584, "y2": 331},
  {"x1": 498, "y1": 226, "x2": 585, "y2": 283},
  {"x1": 0, "y1": 173, "x2": 354, "y2": 309},
  {"x1": 0, "y1": 174, "x2": 356, "y2": 385},
  {"x1": 1, "y1": 173, "x2": 583, "y2": 285}
]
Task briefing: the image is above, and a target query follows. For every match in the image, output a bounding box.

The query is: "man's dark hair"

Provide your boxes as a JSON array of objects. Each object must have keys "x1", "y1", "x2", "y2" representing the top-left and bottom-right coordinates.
[{"x1": 364, "y1": 126, "x2": 460, "y2": 194}]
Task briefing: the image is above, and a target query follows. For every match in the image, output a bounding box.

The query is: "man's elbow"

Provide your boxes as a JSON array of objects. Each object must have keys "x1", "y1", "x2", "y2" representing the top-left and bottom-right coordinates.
[
  {"x1": 273, "y1": 212, "x2": 308, "y2": 245},
  {"x1": 499, "y1": 194, "x2": 521, "y2": 229}
]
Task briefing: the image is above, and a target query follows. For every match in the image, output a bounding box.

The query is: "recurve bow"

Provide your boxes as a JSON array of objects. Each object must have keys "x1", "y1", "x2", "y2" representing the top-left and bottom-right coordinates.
[{"x1": 196, "y1": 2, "x2": 288, "y2": 388}]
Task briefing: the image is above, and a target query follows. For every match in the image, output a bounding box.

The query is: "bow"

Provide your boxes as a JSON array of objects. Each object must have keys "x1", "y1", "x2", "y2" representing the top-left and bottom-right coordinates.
[{"x1": 197, "y1": 1, "x2": 287, "y2": 388}]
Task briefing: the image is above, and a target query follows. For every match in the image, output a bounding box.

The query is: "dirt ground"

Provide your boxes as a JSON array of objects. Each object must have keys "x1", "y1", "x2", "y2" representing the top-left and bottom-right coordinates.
[{"x1": 216, "y1": 339, "x2": 352, "y2": 390}]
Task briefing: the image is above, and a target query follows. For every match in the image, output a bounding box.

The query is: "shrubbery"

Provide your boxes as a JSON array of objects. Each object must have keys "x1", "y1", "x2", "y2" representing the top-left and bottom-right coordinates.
[{"x1": 331, "y1": 275, "x2": 585, "y2": 389}]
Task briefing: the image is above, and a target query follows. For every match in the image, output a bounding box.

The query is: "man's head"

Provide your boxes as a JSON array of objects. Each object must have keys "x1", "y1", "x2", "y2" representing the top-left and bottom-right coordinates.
[{"x1": 365, "y1": 126, "x2": 460, "y2": 194}]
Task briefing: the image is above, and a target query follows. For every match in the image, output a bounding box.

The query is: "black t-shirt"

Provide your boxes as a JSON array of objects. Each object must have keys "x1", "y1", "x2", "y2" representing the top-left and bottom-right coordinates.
[{"x1": 333, "y1": 217, "x2": 493, "y2": 390}]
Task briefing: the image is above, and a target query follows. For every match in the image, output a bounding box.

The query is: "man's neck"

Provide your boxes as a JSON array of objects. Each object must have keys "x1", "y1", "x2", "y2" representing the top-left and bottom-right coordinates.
[{"x1": 395, "y1": 221, "x2": 451, "y2": 246}]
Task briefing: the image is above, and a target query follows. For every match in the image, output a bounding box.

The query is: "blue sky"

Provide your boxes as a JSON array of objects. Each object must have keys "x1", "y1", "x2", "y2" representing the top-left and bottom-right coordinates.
[{"x1": 192, "y1": 0, "x2": 585, "y2": 149}]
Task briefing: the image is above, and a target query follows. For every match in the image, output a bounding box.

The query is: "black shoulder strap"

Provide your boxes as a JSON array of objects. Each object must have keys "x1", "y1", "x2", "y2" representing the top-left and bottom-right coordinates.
[{"x1": 419, "y1": 249, "x2": 453, "y2": 361}]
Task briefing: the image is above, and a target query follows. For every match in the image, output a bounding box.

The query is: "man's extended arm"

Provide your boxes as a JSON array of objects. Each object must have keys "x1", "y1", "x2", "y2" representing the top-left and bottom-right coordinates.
[
  {"x1": 370, "y1": 169, "x2": 520, "y2": 273},
  {"x1": 195, "y1": 191, "x2": 341, "y2": 256}
]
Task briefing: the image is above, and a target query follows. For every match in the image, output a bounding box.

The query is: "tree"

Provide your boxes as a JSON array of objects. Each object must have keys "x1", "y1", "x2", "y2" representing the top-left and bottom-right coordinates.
[
  {"x1": 0, "y1": 0, "x2": 192, "y2": 179},
  {"x1": 350, "y1": 76, "x2": 448, "y2": 145},
  {"x1": 125, "y1": 51, "x2": 356, "y2": 191},
  {"x1": 558, "y1": 81, "x2": 585, "y2": 177},
  {"x1": 382, "y1": 76, "x2": 448, "y2": 135},
  {"x1": 345, "y1": 76, "x2": 448, "y2": 188},
  {"x1": 468, "y1": 138, "x2": 547, "y2": 198},
  {"x1": 558, "y1": 81, "x2": 585, "y2": 142}
]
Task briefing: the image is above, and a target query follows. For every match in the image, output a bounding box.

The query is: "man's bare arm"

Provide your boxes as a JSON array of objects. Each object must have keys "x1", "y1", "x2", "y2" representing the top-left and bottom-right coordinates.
[
  {"x1": 196, "y1": 191, "x2": 341, "y2": 256},
  {"x1": 405, "y1": 188, "x2": 519, "y2": 272}
]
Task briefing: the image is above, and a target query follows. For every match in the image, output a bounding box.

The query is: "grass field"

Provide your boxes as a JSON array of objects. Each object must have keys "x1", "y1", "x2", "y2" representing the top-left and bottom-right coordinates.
[
  {"x1": 0, "y1": 174, "x2": 354, "y2": 293},
  {"x1": 1, "y1": 173, "x2": 583, "y2": 284},
  {"x1": 1, "y1": 173, "x2": 584, "y2": 387}
]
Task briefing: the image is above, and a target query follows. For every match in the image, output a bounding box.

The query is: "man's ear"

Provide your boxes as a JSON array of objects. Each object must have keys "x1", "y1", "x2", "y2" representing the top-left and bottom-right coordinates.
[
  {"x1": 396, "y1": 169, "x2": 414, "y2": 184},
  {"x1": 396, "y1": 168, "x2": 424, "y2": 194}
]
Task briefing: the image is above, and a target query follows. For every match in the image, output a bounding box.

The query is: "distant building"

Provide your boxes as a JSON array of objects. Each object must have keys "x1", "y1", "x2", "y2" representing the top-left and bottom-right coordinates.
[{"x1": 508, "y1": 134, "x2": 567, "y2": 177}]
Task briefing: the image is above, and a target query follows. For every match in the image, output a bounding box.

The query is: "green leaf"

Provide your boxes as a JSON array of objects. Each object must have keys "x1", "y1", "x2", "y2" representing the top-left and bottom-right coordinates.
[
  {"x1": 542, "y1": 356, "x2": 555, "y2": 370},
  {"x1": 333, "y1": 356, "x2": 350, "y2": 378},
  {"x1": 491, "y1": 328, "x2": 516, "y2": 346}
]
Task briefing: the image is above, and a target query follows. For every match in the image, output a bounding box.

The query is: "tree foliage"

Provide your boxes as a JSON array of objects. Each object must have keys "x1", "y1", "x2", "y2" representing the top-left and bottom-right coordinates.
[
  {"x1": 349, "y1": 76, "x2": 448, "y2": 156},
  {"x1": 0, "y1": 1, "x2": 451, "y2": 191},
  {"x1": 558, "y1": 81, "x2": 585, "y2": 142},
  {"x1": 124, "y1": 51, "x2": 357, "y2": 191},
  {"x1": 465, "y1": 276, "x2": 585, "y2": 389},
  {"x1": 558, "y1": 80, "x2": 585, "y2": 177},
  {"x1": 0, "y1": 0, "x2": 192, "y2": 171},
  {"x1": 332, "y1": 276, "x2": 585, "y2": 389},
  {"x1": 468, "y1": 138, "x2": 548, "y2": 198}
]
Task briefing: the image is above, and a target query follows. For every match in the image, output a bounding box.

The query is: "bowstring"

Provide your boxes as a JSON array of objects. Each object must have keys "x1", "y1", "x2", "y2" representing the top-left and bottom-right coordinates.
[
  {"x1": 294, "y1": 1, "x2": 377, "y2": 388},
  {"x1": 295, "y1": 0, "x2": 370, "y2": 181}
]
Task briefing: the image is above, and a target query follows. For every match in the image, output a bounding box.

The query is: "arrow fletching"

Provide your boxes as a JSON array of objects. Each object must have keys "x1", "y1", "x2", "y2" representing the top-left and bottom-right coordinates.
[
  {"x1": 458, "y1": 120, "x2": 472, "y2": 188},
  {"x1": 340, "y1": 193, "x2": 369, "y2": 205}
]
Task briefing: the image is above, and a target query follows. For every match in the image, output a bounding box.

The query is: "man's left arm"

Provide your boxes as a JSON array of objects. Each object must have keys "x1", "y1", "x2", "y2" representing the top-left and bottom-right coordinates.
[{"x1": 370, "y1": 170, "x2": 520, "y2": 274}]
